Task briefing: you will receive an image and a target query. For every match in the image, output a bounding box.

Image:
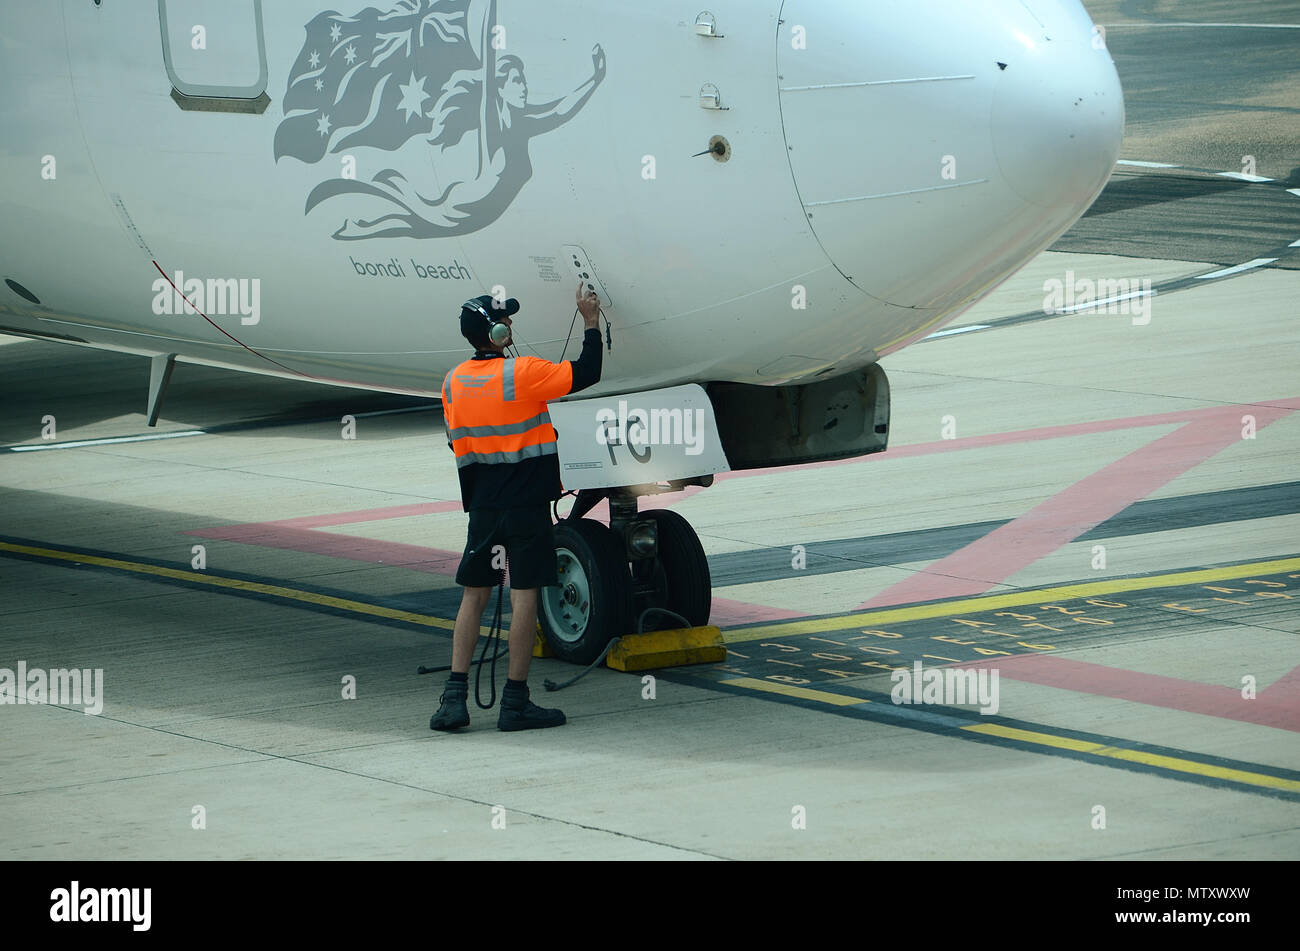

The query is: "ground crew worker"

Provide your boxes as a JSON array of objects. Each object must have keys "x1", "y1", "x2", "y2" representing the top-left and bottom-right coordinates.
[{"x1": 431, "y1": 282, "x2": 604, "y2": 731}]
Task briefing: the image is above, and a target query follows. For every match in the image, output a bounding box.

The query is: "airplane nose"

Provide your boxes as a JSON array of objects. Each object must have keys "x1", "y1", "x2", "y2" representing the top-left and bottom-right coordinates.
[
  {"x1": 777, "y1": 0, "x2": 1124, "y2": 311},
  {"x1": 991, "y1": 4, "x2": 1125, "y2": 209}
]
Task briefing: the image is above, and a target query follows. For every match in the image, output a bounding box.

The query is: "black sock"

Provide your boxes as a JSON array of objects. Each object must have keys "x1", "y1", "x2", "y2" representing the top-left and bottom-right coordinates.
[
  {"x1": 448, "y1": 671, "x2": 468, "y2": 684},
  {"x1": 503, "y1": 678, "x2": 527, "y2": 693}
]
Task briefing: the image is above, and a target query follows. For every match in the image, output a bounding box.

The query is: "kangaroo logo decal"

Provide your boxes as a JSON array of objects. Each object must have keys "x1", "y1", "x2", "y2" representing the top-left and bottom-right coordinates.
[{"x1": 274, "y1": 0, "x2": 605, "y2": 240}]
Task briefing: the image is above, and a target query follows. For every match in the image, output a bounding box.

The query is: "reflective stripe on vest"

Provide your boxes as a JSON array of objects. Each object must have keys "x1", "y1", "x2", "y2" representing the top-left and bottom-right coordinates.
[
  {"x1": 444, "y1": 358, "x2": 558, "y2": 467},
  {"x1": 446, "y1": 411, "x2": 553, "y2": 442},
  {"x1": 502, "y1": 358, "x2": 515, "y2": 401},
  {"x1": 454, "y1": 441, "x2": 558, "y2": 468}
]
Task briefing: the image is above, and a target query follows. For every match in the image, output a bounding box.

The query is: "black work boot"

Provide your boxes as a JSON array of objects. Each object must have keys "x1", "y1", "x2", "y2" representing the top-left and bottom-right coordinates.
[
  {"x1": 498, "y1": 680, "x2": 566, "y2": 732},
  {"x1": 429, "y1": 679, "x2": 470, "y2": 731}
]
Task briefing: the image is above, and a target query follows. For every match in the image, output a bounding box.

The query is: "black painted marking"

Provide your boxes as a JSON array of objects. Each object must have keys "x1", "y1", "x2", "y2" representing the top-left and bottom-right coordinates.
[
  {"x1": 709, "y1": 481, "x2": 1300, "y2": 588},
  {"x1": 0, "y1": 325, "x2": 87, "y2": 344},
  {"x1": 6, "y1": 533, "x2": 1297, "y2": 800},
  {"x1": 659, "y1": 672, "x2": 1300, "y2": 803},
  {"x1": 923, "y1": 164, "x2": 1300, "y2": 342},
  {"x1": 710, "y1": 563, "x2": 1300, "y2": 685},
  {"x1": 0, "y1": 534, "x2": 467, "y2": 637}
]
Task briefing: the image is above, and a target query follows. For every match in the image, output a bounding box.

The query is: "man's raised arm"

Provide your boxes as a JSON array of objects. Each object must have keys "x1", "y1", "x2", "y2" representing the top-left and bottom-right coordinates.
[{"x1": 569, "y1": 282, "x2": 603, "y2": 394}]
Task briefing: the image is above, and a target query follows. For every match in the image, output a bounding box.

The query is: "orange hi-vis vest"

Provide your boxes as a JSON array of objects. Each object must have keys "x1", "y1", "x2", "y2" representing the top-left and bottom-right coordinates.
[{"x1": 442, "y1": 356, "x2": 574, "y2": 469}]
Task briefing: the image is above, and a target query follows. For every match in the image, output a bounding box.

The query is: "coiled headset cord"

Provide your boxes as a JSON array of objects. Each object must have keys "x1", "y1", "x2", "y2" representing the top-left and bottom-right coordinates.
[
  {"x1": 414, "y1": 574, "x2": 508, "y2": 708},
  {"x1": 543, "y1": 607, "x2": 691, "y2": 692},
  {"x1": 472, "y1": 575, "x2": 507, "y2": 709},
  {"x1": 558, "y1": 306, "x2": 612, "y2": 363},
  {"x1": 416, "y1": 512, "x2": 511, "y2": 708}
]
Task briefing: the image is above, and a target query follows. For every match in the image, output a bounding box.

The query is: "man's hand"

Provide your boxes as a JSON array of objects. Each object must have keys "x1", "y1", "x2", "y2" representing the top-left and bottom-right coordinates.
[{"x1": 576, "y1": 281, "x2": 601, "y2": 330}]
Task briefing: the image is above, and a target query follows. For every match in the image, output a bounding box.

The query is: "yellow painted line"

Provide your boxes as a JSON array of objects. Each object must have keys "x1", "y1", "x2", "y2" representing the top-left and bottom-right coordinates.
[
  {"x1": 964, "y1": 723, "x2": 1300, "y2": 793},
  {"x1": 724, "y1": 557, "x2": 1300, "y2": 643},
  {"x1": 0, "y1": 540, "x2": 481, "y2": 634},
  {"x1": 718, "y1": 669, "x2": 1300, "y2": 797},
  {"x1": 962, "y1": 723, "x2": 1101, "y2": 753},
  {"x1": 1094, "y1": 747, "x2": 1300, "y2": 792},
  {"x1": 719, "y1": 677, "x2": 868, "y2": 706}
]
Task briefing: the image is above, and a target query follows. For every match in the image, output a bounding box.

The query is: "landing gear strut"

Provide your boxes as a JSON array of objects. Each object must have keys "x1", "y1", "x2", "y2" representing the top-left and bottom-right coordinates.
[{"x1": 538, "y1": 482, "x2": 713, "y2": 665}]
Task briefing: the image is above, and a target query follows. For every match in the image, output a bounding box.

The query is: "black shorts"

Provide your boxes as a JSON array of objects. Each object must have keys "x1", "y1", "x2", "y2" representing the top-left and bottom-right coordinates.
[{"x1": 455, "y1": 504, "x2": 558, "y2": 589}]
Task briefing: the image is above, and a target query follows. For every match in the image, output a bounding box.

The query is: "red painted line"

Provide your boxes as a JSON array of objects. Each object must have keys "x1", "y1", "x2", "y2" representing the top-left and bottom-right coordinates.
[
  {"x1": 711, "y1": 396, "x2": 1300, "y2": 481},
  {"x1": 859, "y1": 403, "x2": 1299, "y2": 609},
  {"x1": 185, "y1": 397, "x2": 1300, "y2": 626},
  {"x1": 709, "y1": 597, "x2": 807, "y2": 627},
  {"x1": 193, "y1": 398, "x2": 1300, "y2": 536},
  {"x1": 178, "y1": 399, "x2": 1206, "y2": 536},
  {"x1": 1262, "y1": 663, "x2": 1300, "y2": 710},
  {"x1": 187, "y1": 523, "x2": 463, "y2": 576},
  {"x1": 187, "y1": 520, "x2": 806, "y2": 621},
  {"x1": 248, "y1": 500, "x2": 464, "y2": 529},
  {"x1": 187, "y1": 522, "x2": 802, "y2": 624},
  {"x1": 962, "y1": 654, "x2": 1300, "y2": 733}
]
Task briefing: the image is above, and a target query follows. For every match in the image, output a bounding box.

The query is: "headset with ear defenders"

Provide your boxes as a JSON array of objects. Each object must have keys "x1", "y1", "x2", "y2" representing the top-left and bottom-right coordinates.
[{"x1": 463, "y1": 298, "x2": 513, "y2": 348}]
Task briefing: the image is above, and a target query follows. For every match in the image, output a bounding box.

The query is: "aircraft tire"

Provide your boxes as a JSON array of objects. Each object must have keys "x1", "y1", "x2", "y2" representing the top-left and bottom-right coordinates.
[
  {"x1": 639, "y1": 509, "x2": 712, "y2": 629},
  {"x1": 540, "y1": 518, "x2": 633, "y2": 665}
]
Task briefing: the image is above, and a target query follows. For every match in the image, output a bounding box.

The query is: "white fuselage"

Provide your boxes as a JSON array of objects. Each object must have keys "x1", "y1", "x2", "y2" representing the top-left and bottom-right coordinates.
[{"x1": 0, "y1": 0, "x2": 1123, "y2": 398}]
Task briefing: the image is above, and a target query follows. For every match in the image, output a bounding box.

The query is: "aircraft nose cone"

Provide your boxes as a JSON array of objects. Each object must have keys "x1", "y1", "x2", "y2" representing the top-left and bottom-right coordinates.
[
  {"x1": 991, "y1": 8, "x2": 1124, "y2": 208},
  {"x1": 777, "y1": 0, "x2": 1124, "y2": 311}
]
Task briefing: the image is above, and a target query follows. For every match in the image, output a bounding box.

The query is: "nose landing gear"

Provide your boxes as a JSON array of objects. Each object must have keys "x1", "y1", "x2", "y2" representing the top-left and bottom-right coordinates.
[
  {"x1": 540, "y1": 518, "x2": 633, "y2": 665},
  {"x1": 538, "y1": 485, "x2": 713, "y2": 665}
]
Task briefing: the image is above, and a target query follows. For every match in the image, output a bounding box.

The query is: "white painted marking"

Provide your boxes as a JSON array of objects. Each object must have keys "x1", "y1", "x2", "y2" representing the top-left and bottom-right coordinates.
[
  {"x1": 805, "y1": 179, "x2": 989, "y2": 207},
  {"x1": 1287, "y1": 189, "x2": 1300, "y2": 198},
  {"x1": 1054, "y1": 289, "x2": 1155, "y2": 314},
  {"x1": 1194, "y1": 259, "x2": 1278, "y2": 280},
  {"x1": 1217, "y1": 171, "x2": 1274, "y2": 183},
  {"x1": 926, "y1": 325, "x2": 990, "y2": 339},
  {"x1": 1105, "y1": 22, "x2": 1300, "y2": 29},
  {"x1": 8, "y1": 430, "x2": 206, "y2": 451},
  {"x1": 1290, "y1": 239, "x2": 1300, "y2": 248},
  {"x1": 1116, "y1": 160, "x2": 1180, "y2": 168}
]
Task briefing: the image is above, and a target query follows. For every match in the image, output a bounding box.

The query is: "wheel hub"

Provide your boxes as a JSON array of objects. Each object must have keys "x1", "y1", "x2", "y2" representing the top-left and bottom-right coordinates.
[{"x1": 542, "y1": 547, "x2": 592, "y2": 644}]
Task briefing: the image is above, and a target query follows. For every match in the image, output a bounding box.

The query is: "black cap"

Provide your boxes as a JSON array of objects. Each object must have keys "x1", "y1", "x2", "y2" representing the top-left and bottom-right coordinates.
[{"x1": 459, "y1": 294, "x2": 520, "y2": 349}]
